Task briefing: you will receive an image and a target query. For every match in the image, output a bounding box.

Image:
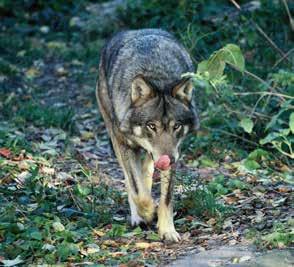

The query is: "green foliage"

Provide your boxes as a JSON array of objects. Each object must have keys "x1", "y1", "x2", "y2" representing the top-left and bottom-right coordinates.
[
  {"x1": 246, "y1": 220, "x2": 294, "y2": 249},
  {"x1": 207, "y1": 175, "x2": 249, "y2": 196},
  {"x1": 179, "y1": 187, "x2": 230, "y2": 219},
  {"x1": 2, "y1": 100, "x2": 75, "y2": 132},
  {"x1": 176, "y1": 174, "x2": 233, "y2": 224},
  {"x1": 0, "y1": 164, "x2": 126, "y2": 263},
  {"x1": 0, "y1": 129, "x2": 31, "y2": 154},
  {"x1": 260, "y1": 100, "x2": 294, "y2": 159}
]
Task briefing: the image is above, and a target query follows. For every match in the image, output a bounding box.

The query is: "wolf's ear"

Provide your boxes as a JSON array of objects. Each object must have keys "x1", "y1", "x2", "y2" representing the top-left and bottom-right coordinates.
[
  {"x1": 172, "y1": 78, "x2": 194, "y2": 104},
  {"x1": 131, "y1": 76, "x2": 155, "y2": 105}
]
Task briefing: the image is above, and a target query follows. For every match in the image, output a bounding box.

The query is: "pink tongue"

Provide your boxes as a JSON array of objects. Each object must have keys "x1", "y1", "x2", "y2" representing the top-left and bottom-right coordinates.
[{"x1": 154, "y1": 155, "x2": 171, "y2": 170}]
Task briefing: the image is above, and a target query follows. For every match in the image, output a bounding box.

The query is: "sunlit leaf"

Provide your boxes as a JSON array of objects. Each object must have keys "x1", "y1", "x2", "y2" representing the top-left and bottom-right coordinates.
[{"x1": 239, "y1": 118, "x2": 254, "y2": 134}]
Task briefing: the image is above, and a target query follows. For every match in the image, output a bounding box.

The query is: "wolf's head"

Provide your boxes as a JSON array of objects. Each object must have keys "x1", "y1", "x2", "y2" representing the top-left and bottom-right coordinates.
[{"x1": 120, "y1": 75, "x2": 199, "y2": 164}]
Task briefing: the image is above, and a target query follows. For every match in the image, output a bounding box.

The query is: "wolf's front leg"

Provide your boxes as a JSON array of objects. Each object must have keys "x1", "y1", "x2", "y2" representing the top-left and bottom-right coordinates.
[
  {"x1": 119, "y1": 148, "x2": 155, "y2": 225},
  {"x1": 157, "y1": 169, "x2": 180, "y2": 242}
]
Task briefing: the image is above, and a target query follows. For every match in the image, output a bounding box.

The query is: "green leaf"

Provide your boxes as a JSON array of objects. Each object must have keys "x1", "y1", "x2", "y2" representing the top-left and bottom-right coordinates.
[
  {"x1": 146, "y1": 231, "x2": 160, "y2": 241},
  {"x1": 56, "y1": 242, "x2": 79, "y2": 261},
  {"x1": 107, "y1": 224, "x2": 126, "y2": 238},
  {"x1": 244, "y1": 159, "x2": 260, "y2": 170},
  {"x1": 197, "y1": 60, "x2": 208, "y2": 74},
  {"x1": 199, "y1": 156, "x2": 219, "y2": 168},
  {"x1": 52, "y1": 221, "x2": 65, "y2": 232},
  {"x1": 220, "y1": 44, "x2": 245, "y2": 71},
  {"x1": 289, "y1": 112, "x2": 294, "y2": 134},
  {"x1": 239, "y1": 118, "x2": 254, "y2": 133},
  {"x1": 76, "y1": 184, "x2": 91, "y2": 196},
  {"x1": 29, "y1": 230, "x2": 42, "y2": 240},
  {"x1": 260, "y1": 132, "x2": 280, "y2": 145},
  {"x1": 248, "y1": 149, "x2": 269, "y2": 161}
]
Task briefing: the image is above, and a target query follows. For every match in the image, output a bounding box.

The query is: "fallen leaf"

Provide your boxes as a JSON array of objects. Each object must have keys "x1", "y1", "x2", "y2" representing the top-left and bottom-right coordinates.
[
  {"x1": 93, "y1": 229, "x2": 105, "y2": 237},
  {"x1": 0, "y1": 148, "x2": 11, "y2": 158},
  {"x1": 207, "y1": 218, "x2": 216, "y2": 226},
  {"x1": 0, "y1": 256, "x2": 23, "y2": 266},
  {"x1": 135, "y1": 242, "x2": 161, "y2": 249}
]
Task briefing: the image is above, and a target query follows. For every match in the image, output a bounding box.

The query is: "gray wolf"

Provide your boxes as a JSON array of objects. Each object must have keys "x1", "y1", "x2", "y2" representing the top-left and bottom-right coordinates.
[{"x1": 96, "y1": 29, "x2": 199, "y2": 242}]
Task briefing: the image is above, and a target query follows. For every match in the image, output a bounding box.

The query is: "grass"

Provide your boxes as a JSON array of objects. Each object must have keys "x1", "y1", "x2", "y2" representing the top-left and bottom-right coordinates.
[{"x1": 0, "y1": 99, "x2": 75, "y2": 132}]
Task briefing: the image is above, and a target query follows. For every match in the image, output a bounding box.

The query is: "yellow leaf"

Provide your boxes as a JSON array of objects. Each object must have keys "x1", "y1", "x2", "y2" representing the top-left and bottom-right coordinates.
[
  {"x1": 81, "y1": 131, "x2": 95, "y2": 141},
  {"x1": 93, "y1": 229, "x2": 105, "y2": 237},
  {"x1": 25, "y1": 67, "x2": 40, "y2": 79}
]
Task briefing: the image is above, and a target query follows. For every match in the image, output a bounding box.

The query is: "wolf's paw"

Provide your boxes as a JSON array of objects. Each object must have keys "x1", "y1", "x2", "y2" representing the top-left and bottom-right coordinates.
[
  {"x1": 131, "y1": 213, "x2": 145, "y2": 226},
  {"x1": 135, "y1": 196, "x2": 155, "y2": 223},
  {"x1": 159, "y1": 228, "x2": 181, "y2": 242}
]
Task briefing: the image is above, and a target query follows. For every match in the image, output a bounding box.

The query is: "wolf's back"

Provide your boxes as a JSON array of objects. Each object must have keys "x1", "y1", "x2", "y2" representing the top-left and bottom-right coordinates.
[{"x1": 99, "y1": 29, "x2": 194, "y2": 122}]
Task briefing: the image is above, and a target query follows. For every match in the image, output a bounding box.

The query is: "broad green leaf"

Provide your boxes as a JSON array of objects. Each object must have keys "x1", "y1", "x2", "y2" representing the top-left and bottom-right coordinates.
[
  {"x1": 260, "y1": 132, "x2": 280, "y2": 144},
  {"x1": 221, "y1": 44, "x2": 245, "y2": 71},
  {"x1": 197, "y1": 57, "x2": 225, "y2": 80},
  {"x1": 239, "y1": 118, "x2": 254, "y2": 133},
  {"x1": 248, "y1": 149, "x2": 269, "y2": 161},
  {"x1": 244, "y1": 159, "x2": 260, "y2": 170},
  {"x1": 197, "y1": 60, "x2": 208, "y2": 74},
  {"x1": 30, "y1": 230, "x2": 42, "y2": 240},
  {"x1": 280, "y1": 128, "x2": 290, "y2": 136},
  {"x1": 290, "y1": 112, "x2": 294, "y2": 134}
]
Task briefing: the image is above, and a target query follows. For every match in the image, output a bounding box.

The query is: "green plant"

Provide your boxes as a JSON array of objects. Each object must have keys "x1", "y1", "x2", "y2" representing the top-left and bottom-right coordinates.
[{"x1": 4, "y1": 100, "x2": 75, "y2": 132}]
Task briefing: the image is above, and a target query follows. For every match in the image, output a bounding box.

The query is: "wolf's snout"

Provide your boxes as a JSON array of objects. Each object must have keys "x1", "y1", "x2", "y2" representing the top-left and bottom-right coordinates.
[{"x1": 154, "y1": 155, "x2": 171, "y2": 170}]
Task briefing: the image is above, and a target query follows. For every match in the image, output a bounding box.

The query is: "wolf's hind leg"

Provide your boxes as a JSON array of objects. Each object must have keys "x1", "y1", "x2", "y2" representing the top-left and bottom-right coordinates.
[{"x1": 157, "y1": 169, "x2": 180, "y2": 242}]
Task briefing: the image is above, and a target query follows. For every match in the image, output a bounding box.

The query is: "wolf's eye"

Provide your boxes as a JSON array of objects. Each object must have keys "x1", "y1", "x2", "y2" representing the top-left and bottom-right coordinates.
[
  {"x1": 146, "y1": 122, "x2": 156, "y2": 131},
  {"x1": 174, "y1": 123, "x2": 182, "y2": 131}
]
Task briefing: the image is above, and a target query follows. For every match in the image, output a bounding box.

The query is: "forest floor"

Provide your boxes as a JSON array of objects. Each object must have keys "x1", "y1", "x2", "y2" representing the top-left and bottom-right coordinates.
[{"x1": 0, "y1": 1, "x2": 293, "y2": 266}]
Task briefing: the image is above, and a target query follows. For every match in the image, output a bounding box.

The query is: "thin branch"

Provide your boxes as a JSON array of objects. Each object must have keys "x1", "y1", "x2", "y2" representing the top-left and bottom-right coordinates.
[
  {"x1": 281, "y1": 0, "x2": 294, "y2": 31},
  {"x1": 273, "y1": 48, "x2": 294, "y2": 68},
  {"x1": 229, "y1": 0, "x2": 290, "y2": 62},
  {"x1": 250, "y1": 20, "x2": 290, "y2": 62},
  {"x1": 227, "y1": 62, "x2": 282, "y2": 92},
  {"x1": 204, "y1": 126, "x2": 260, "y2": 146},
  {"x1": 229, "y1": 0, "x2": 241, "y2": 10},
  {"x1": 234, "y1": 91, "x2": 294, "y2": 99}
]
